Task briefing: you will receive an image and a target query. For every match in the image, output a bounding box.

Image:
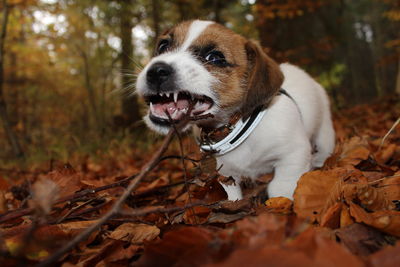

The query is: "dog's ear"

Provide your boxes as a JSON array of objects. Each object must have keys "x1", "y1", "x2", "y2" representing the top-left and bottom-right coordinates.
[{"x1": 242, "y1": 40, "x2": 284, "y2": 119}]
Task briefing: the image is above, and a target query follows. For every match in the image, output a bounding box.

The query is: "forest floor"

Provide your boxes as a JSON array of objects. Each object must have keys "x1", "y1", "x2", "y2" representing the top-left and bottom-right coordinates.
[{"x1": 0, "y1": 95, "x2": 400, "y2": 267}]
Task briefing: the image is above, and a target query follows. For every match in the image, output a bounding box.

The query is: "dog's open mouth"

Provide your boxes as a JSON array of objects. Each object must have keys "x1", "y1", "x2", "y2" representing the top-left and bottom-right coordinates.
[{"x1": 145, "y1": 91, "x2": 214, "y2": 124}]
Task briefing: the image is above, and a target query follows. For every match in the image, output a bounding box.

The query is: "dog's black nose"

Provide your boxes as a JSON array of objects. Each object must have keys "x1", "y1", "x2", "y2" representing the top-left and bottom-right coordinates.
[{"x1": 146, "y1": 62, "x2": 173, "y2": 87}]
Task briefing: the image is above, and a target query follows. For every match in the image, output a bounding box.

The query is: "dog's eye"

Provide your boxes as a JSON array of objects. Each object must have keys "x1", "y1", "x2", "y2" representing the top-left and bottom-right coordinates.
[
  {"x1": 157, "y1": 40, "x2": 170, "y2": 54},
  {"x1": 205, "y1": 51, "x2": 226, "y2": 65}
]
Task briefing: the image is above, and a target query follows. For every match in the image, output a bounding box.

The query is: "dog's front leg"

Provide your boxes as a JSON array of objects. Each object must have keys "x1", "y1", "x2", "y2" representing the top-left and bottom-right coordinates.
[
  {"x1": 219, "y1": 177, "x2": 243, "y2": 201},
  {"x1": 268, "y1": 152, "x2": 311, "y2": 200}
]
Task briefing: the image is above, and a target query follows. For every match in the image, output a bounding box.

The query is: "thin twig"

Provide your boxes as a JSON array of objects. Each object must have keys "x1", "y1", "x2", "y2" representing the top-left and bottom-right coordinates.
[
  {"x1": 37, "y1": 128, "x2": 177, "y2": 267},
  {"x1": 166, "y1": 108, "x2": 199, "y2": 224},
  {"x1": 0, "y1": 155, "x2": 197, "y2": 224},
  {"x1": 379, "y1": 116, "x2": 400, "y2": 150},
  {"x1": 56, "y1": 197, "x2": 101, "y2": 224},
  {"x1": 119, "y1": 201, "x2": 210, "y2": 217}
]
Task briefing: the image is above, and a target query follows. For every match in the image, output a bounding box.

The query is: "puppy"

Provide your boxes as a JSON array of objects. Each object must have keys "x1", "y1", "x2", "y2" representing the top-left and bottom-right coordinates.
[{"x1": 136, "y1": 20, "x2": 335, "y2": 201}]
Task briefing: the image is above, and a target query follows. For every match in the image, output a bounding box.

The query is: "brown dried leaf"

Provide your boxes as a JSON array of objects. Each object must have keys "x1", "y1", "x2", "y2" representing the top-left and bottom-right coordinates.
[
  {"x1": 108, "y1": 223, "x2": 160, "y2": 244},
  {"x1": 293, "y1": 168, "x2": 349, "y2": 222},
  {"x1": 230, "y1": 213, "x2": 288, "y2": 248},
  {"x1": 136, "y1": 227, "x2": 218, "y2": 267},
  {"x1": 369, "y1": 241, "x2": 400, "y2": 267},
  {"x1": 335, "y1": 223, "x2": 388, "y2": 256},
  {"x1": 206, "y1": 246, "x2": 313, "y2": 267},
  {"x1": 376, "y1": 143, "x2": 397, "y2": 164},
  {"x1": 349, "y1": 202, "x2": 400, "y2": 237},
  {"x1": 337, "y1": 136, "x2": 371, "y2": 167},
  {"x1": 340, "y1": 203, "x2": 355, "y2": 227},
  {"x1": 355, "y1": 184, "x2": 395, "y2": 211},
  {"x1": 183, "y1": 206, "x2": 211, "y2": 224},
  {"x1": 43, "y1": 166, "x2": 84, "y2": 198},
  {"x1": 377, "y1": 173, "x2": 400, "y2": 202},
  {"x1": 320, "y1": 202, "x2": 342, "y2": 229},
  {"x1": 288, "y1": 227, "x2": 365, "y2": 267}
]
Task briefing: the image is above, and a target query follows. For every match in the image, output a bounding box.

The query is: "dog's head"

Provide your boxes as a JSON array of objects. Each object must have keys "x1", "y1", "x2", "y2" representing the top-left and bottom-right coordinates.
[{"x1": 136, "y1": 20, "x2": 284, "y2": 134}]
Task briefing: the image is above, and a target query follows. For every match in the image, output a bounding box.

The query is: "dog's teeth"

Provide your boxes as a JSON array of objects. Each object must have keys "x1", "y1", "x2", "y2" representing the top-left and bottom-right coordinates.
[
  {"x1": 150, "y1": 102, "x2": 154, "y2": 111},
  {"x1": 191, "y1": 95, "x2": 194, "y2": 100},
  {"x1": 172, "y1": 109, "x2": 178, "y2": 117},
  {"x1": 166, "y1": 92, "x2": 170, "y2": 98},
  {"x1": 173, "y1": 92, "x2": 178, "y2": 103}
]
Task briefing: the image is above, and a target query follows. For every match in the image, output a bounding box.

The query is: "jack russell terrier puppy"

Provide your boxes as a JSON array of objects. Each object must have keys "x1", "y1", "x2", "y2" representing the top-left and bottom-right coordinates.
[{"x1": 136, "y1": 20, "x2": 335, "y2": 201}]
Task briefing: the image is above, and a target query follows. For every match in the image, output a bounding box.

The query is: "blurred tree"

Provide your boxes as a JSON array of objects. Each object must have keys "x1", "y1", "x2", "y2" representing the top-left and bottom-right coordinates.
[
  {"x1": 0, "y1": 0, "x2": 398, "y2": 163},
  {"x1": 119, "y1": 0, "x2": 141, "y2": 128},
  {"x1": 382, "y1": 0, "x2": 400, "y2": 94},
  {"x1": 254, "y1": 0, "x2": 398, "y2": 105},
  {"x1": 0, "y1": 0, "x2": 24, "y2": 158},
  {"x1": 151, "y1": 0, "x2": 160, "y2": 42}
]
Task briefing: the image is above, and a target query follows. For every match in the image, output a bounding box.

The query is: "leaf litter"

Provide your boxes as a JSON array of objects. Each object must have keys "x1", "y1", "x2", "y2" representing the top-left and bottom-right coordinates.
[{"x1": 0, "y1": 96, "x2": 399, "y2": 266}]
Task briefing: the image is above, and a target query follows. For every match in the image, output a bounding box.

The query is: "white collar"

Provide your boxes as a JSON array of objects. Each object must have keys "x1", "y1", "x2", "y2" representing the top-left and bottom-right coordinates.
[{"x1": 199, "y1": 107, "x2": 266, "y2": 156}]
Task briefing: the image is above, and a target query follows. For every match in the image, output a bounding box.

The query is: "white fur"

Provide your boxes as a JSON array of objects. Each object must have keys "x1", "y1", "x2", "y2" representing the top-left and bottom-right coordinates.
[
  {"x1": 215, "y1": 63, "x2": 335, "y2": 200},
  {"x1": 181, "y1": 20, "x2": 214, "y2": 50}
]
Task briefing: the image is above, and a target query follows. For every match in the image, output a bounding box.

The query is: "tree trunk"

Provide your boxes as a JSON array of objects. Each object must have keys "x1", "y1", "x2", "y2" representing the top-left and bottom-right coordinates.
[
  {"x1": 120, "y1": 0, "x2": 141, "y2": 128},
  {"x1": 396, "y1": 56, "x2": 400, "y2": 95},
  {"x1": 0, "y1": 0, "x2": 23, "y2": 158},
  {"x1": 151, "y1": 0, "x2": 160, "y2": 45},
  {"x1": 213, "y1": 0, "x2": 223, "y2": 23},
  {"x1": 80, "y1": 49, "x2": 102, "y2": 131}
]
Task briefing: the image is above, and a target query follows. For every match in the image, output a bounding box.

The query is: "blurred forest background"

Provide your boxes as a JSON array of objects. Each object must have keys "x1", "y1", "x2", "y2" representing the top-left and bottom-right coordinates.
[{"x1": 0, "y1": 0, "x2": 399, "y2": 166}]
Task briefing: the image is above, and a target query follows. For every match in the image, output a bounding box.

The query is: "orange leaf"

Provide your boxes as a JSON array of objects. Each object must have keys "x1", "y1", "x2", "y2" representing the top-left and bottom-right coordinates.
[
  {"x1": 265, "y1": 197, "x2": 293, "y2": 214},
  {"x1": 349, "y1": 202, "x2": 400, "y2": 237},
  {"x1": 108, "y1": 223, "x2": 160, "y2": 244}
]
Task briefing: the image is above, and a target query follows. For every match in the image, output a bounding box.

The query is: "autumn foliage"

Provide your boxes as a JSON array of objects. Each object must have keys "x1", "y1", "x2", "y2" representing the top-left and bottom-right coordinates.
[
  {"x1": 0, "y1": 0, "x2": 400, "y2": 266},
  {"x1": 0, "y1": 94, "x2": 399, "y2": 266}
]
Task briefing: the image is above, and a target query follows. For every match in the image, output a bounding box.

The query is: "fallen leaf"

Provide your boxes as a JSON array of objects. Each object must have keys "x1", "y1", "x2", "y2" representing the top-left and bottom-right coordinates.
[
  {"x1": 136, "y1": 226, "x2": 221, "y2": 267},
  {"x1": 320, "y1": 202, "x2": 342, "y2": 229},
  {"x1": 349, "y1": 202, "x2": 400, "y2": 237},
  {"x1": 340, "y1": 203, "x2": 355, "y2": 227},
  {"x1": 294, "y1": 168, "x2": 350, "y2": 222},
  {"x1": 377, "y1": 173, "x2": 400, "y2": 202},
  {"x1": 43, "y1": 165, "x2": 84, "y2": 198},
  {"x1": 206, "y1": 246, "x2": 313, "y2": 267},
  {"x1": 230, "y1": 213, "x2": 289, "y2": 248},
  {"x1": 337, "y1": 136, "x2": 371, "y2": 167},
  {"x1": 376, "y1": 143, "x2": 396, "y2": 164},
  {"x1": 369, "y1": 241, "x2": 400, "y2": 267},
  {"x1": 265, "y1": 197, "x2": 293, "y2": 214},
  {"x1": 108, "y1": 223, "x2": 160, "y2": 244},
  {"x1": 288, "y1": 227, "x2": 364, "y2": 267},
  {"x1": 335, "y1": 223, "x2": 388, "y2": 256}
]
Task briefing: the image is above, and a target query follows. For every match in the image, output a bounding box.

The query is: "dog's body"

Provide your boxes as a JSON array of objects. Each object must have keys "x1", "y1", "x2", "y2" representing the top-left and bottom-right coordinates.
[
  {"x1": 212, "y1": 63, "x2": 335, "y2": 200},
  {"x1": 136, "y1": 20, "x2": 335, "y2": 200}
]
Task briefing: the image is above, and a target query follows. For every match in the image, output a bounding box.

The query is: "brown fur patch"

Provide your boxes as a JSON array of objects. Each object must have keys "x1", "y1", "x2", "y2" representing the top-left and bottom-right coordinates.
[
  {"x1": 242, "y1": 40, "x2": 284, "y2": 118},
  {"x1": 154, "y1": 21, "x2": 193, "y2": 55},
  {"x1": 189, "y1": 24, "x2": 249, "y2": 111},
  {"x1": 185, "y1": 23, "x2": 283, "y2": 120}
]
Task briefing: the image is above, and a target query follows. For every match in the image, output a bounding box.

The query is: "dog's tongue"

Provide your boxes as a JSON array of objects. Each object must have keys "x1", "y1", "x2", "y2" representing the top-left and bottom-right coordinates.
[
  {"x1": 151, "y1": 99, "x2": 190, "y2": 120},
  {"x1": 150, "y1": 98, "x2": 211, "y2": 120}
]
